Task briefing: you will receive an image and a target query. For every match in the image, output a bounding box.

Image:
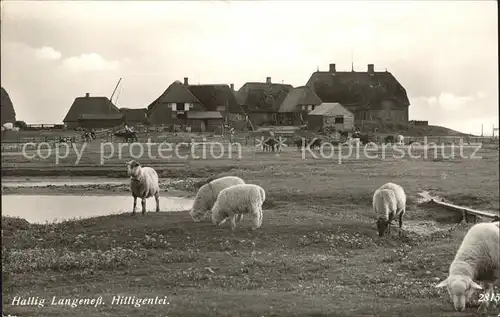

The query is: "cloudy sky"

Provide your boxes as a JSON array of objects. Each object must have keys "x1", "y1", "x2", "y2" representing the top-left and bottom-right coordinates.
[{"x1": 1, "y1": 1, "x2": 497, "y2": 135}]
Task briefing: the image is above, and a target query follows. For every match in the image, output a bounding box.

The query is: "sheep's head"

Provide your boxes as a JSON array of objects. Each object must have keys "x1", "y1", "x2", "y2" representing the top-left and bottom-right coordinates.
[
  {"x1": 189, "y1": 185, "x2": 212, "y2": 222},
  {"x1": 211, "y1": 209, "x2": 228, "y2": 226},
  {"x1": 189, "y1": 209, "x2": 204, "y2": 222},
  {"x1": 376, "y1": 219, "x2": 389, "y2": 237},
  {"x1": 435, "y1": 275, "x2": 482, "y2": 311},
  {"x1": 127, "y1": 160, "x2": 141, "y2": 178}
]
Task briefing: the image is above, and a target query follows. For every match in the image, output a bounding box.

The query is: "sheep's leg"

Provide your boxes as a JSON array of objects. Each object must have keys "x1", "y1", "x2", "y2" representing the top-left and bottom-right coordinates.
[
  {"x1": 252, "y1": 206, "x2": 263, "y2": 230},
  {"x1": 398, "y1": 211, "x2": 404, "y2": 237},
  {"x1": 229, "y1": 215, "x2": 237, "y2": 231},
  {"x1": 155, "y1": 192, "x2": 160, "y2": 212},
  {"x1": 257, "y1": 206, "x2": 263, "y2": 228},
  {"x1": 141, "y1": 198, "x2": 147, "y2": 215},
  {"x1": 235, "y1": 214, "x2": 243, "y2": 222},
  {"x1": 132, "y1": 196, "x2": 137, "y2": 215}
]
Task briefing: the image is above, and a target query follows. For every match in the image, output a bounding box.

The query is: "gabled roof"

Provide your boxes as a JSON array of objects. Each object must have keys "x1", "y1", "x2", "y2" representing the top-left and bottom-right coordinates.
[
  {"x1": 188, "y1": 84, "x2": 243, "y2": 113},
  {"x1": 187, "y1": 111, "x2": 223, "y2": 119},
  {"x1": 309, "y1": 102, "x2": 354, "y2": 117},
  {"x1": 147, "y1": 80, "x2": 201, "y2": 113},
  {"x1": 120, "y1": 108, "x2": 147, "y2": 122},
  {"x1": 237, "y1": 82, "x2": 294, "y2": 112},
  {"x1": 278, "y1": 86, "x2": 322, "y2": 113},
  {"x1": 306, "y1": 69, "x2": 410, "y2": 108},
  {"x1": 63, "y1": 95, "x2": 120, "y2": 122}
]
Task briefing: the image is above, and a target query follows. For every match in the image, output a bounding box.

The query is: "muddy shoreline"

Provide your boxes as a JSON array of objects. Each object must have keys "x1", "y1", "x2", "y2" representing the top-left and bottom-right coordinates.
[{"x1": 1, "y1": 178, "x2": 204, "y2": 197}]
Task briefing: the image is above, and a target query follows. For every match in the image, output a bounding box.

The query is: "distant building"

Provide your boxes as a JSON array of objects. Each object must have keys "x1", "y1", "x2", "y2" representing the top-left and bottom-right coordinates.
[
  {"x1": 1, "y1": 87, "x2": 16, "y2": 125},
  {"x1": 307, "y1": 102, "x2": 354, "y2": 132},
  {"x1": 235, "y1": 77, "x2": 293, "y2": 126},
  {"x1": 306, "y1": 63, "x2": 410, "y2": 124},
  {"x1": 120, "y1": 108, "x2": 147, "y2": 126},
  {"x1": 63, "y1": 93, "x2": 123, "y2": 129},
  {"x1": 187, "y1": 81, "x2": 244, "y2": 130},
  {"x1": 147, "y1": 78, "x2": 225, "y2": 133},
  {"x1": 277, "y1": 86, "x2": 322, "y2": 126}
]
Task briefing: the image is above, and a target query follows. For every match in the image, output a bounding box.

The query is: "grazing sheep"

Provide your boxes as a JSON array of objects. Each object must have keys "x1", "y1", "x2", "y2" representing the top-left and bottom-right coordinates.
[
  {"x1": 127, "y1": 160, "x2": 160, "y2": 215},
  {"x1": 189, "y1": 176, "x2": 245, "y2": 222},
  {"x1": 435, "y1": 222, "x2": 500, "y2": 312},
  {"x1": 211, "y1": 184, "x2": 266, "y2": 231},
  {"x1": 373, "y1": 182, "x2": 406, "y2": 237}
]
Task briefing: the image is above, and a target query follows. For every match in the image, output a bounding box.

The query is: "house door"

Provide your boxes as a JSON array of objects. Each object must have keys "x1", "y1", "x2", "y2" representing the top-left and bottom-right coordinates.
[{"x1": 201, "y1": 120, "x2": 206, "y2": 133}]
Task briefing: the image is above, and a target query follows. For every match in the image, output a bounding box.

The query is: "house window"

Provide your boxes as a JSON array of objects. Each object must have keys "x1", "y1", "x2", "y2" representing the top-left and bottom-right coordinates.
[
  {"x1": 176, "y1": 103, "x2": 185, "y2": 111},
  {"x1": 334, "y1": 116, "x2": 344, "y2": 124}
]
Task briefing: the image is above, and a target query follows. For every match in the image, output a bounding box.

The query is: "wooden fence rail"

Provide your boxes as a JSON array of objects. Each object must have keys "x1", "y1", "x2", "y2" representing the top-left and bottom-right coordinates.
[{"x1": 430, "y1": 198, "x2": 500, "y2": 223}]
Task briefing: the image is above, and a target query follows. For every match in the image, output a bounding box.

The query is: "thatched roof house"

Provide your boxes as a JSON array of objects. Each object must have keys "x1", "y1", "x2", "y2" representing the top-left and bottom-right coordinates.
[
  {"x1": 235, "y1": 77, "x2": 294, "y2": 126},
  {"x1": 306, "y1": 63, "x2": 410, "y2": 123},
  {"x1": 1, "y1": 87, "x2": 16, "y2": 125},
  {"x1": 146, "y1": 79, "x2": 225, "y2": 132},
  {"x1": 147, "y1": 80, "x2": 204, "y2": 126},
  {"x1": 236, "y1": 77, "x2": 293, "y2": 112},
  {"x1": 63, "y1": 93, "x2": 123, "y2": 129},
  {"x1": 276, "y1": 86, "x2": 323, "y2": 125}
]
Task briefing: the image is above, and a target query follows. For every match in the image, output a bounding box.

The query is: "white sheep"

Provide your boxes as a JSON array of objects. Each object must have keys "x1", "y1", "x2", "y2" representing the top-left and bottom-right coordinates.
[
  {"x1": 435, "y1": 221, "x2": 500, "y2": 312},
  {"x1": 127, "y1": 160, "x2": 160, "y2": 215},
  {"x1": 373, "y1": 182, "x2": 406, "y2": 237},
  {"x1": 211, "y1": 183, "x2": 266, "y2": 231},
  {"x1": 189, "y1": 176, "x2": 245, "y2": 222}
]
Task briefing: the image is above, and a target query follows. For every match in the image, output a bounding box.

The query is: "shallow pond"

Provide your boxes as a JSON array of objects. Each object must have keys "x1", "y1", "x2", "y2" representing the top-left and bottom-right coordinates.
[{"x1": 2, "y1": 195, "x2": 194, "y2": 224}]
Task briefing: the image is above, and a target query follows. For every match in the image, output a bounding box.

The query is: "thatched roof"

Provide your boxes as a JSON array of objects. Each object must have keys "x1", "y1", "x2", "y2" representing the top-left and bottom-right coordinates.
[
  {"x1": 147, "y1": 81, "x2": 201, "y2": 113},
  {"x1": 237, "y1": 82, "x2": 294, "y2": 112},
  {"x1": 188, "y1": 84, "x2": 243, "y2": 113},
  {"x1": 306, "y1": 68, "x2": 410, "y2": 109},
  {"x1": 308, "y1": 102, "x2": 353, "y2": 117},
  {"x1": 1, "y1": 87, "x2": 16, "y2": 124},
  {"x1": 120, "y1": 108, "x2": 147, "y2": 123},
  {"x1": 63, "y1": 94, "x2": 121, "y2": 123},
  {"x1": 278, "y1": 86, "x2": 322, "y2": 113},
  {"x1": 187, "y1": 111, "x2": 223, "y2": 119}
]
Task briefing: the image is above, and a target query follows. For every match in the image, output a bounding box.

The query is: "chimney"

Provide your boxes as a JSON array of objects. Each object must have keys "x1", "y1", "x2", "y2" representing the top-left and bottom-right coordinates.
[
  {"x1": 85, "y1": 93, "x2": 90, "y2": 98},
  {"x1": 367, "y1": 64, "x2": 374, "y2": 74},
  {"x1": 184, "y1": 77, "x2": 189, "y2": 85},
  {"x1": 230, "y1": 83, "x2": 234, "y2": 91},
  {"x1": 266, "y1": 77, "x2": 271, "y2": 84},
  {"x1": 329, "y1": 63, "x2": 336, "y2": 73}
]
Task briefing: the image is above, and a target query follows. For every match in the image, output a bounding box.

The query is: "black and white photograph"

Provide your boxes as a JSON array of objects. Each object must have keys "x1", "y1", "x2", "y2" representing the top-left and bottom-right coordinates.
[{"x1": 1, "y1": 1, "x2": 499, "y2": 316}]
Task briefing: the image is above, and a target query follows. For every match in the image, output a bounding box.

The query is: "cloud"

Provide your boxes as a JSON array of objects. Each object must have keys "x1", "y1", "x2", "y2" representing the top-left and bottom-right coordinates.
[
  {"x1": 61, "y1": 53, "x2": 120, "y2": 72},
  {"x1": 437, "y1": 92, "x2": 475, "y2": 111},
  {"x1": 34, "y1": 46, "x2": 61, "y2": 60}
]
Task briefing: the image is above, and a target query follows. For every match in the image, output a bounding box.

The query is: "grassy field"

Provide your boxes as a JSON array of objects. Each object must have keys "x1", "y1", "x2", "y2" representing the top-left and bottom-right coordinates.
[{"x1": 2, "y1": 144, "x2": 500, "y2": 316}]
